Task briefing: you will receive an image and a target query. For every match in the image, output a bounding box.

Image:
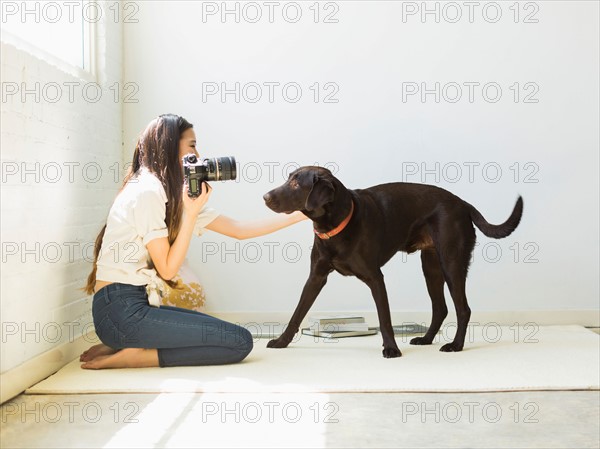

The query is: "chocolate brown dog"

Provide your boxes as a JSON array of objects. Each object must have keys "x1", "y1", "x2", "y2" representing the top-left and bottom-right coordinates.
[{"x1": 263, "y1": 166, "x2": 523, "y2": 358}]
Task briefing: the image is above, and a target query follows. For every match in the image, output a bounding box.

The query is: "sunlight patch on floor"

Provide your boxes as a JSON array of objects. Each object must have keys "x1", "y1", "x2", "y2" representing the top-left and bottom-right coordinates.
[{"x1": 102, "y1": 392, "x2": 334, "y2": 448}]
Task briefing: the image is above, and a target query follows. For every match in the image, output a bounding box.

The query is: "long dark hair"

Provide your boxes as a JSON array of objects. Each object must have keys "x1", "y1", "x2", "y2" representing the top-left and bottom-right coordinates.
[{"x1": 81, "y1": 114, "x2": 193, "y2": 295}]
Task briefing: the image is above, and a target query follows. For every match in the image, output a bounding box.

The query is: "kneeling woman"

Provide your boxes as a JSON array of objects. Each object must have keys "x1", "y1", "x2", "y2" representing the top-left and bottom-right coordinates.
[{"x1": 79, "y1": 114, "x2": 306, "y2": 369}]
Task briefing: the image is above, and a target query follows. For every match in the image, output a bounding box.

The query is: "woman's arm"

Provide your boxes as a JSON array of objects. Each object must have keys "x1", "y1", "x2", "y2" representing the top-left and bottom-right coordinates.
[
  {"x1": 146, "y1": 183, "x2": 212, "y2": 280},
  {"x1": 205, "y1": 211, "x2": 308, "y2": 240},
  {"x1": 146, "y1": 213, "x2": 198, "y2": 280}
]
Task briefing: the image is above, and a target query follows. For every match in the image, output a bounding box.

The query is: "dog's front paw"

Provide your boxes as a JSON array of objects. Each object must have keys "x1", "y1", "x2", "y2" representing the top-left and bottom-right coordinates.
[
  {"x1": 267, "y1": 337, "x2": 291, "y2": 349},
  {"x1": 410, "y1": 336, "x2": 432, "y2": 345},
  {"x1": 440, "y1": 342, "x2": 463, "y2": 352},
  {"x1": 382, "y1": 346, "x2": 402, "y2": 358}
]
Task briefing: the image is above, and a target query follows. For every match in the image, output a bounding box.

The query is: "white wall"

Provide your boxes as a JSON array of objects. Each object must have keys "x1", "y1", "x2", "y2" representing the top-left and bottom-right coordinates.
[
  {"x1": 122, "y1": 1, "x2": 599, "y2": 318},
  {"x1": 1, "y1": 11, "x2": 123, "y2": 373}
]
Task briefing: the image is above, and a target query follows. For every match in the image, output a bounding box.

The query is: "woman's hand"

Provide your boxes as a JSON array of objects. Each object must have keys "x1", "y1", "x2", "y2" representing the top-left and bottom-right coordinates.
[{"x1": 182, "y1": 181, "x2": 212, "y2": 217}]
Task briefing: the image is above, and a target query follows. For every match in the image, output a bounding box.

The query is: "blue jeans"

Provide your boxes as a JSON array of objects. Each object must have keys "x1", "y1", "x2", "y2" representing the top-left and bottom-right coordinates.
[{"x1": 92, "y1": 283, "x2": 253, "y2": 367}]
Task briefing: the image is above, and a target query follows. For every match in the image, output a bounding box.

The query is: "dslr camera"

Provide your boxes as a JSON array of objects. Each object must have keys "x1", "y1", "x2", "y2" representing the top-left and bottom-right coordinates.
[{"x1": 182, "y1": 154, "x2": 237, "y2": 197}]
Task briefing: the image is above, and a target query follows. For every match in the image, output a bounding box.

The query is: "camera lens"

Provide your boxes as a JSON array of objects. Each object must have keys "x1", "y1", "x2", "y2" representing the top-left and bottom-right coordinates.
[
  {"x1": 206, "y1": 156, "x2": 236, "y2": 181},
  {"x1": 219, "y1": 156, "x2": 236, "y2": 181}
]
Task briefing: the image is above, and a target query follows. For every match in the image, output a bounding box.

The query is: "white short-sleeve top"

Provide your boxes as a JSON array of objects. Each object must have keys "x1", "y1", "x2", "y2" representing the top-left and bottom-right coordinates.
[{"x1": 95, "y1": 166, "x2": 219, "y2": 306}]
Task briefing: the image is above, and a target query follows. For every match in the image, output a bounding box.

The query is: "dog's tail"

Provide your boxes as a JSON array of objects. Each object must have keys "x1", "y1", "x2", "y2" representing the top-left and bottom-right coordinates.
[{"x1": 467, "y1": 196, "x2": 523, "y2": 239}]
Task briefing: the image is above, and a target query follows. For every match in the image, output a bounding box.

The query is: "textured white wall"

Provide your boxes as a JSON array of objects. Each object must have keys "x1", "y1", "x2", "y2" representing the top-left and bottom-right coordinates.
[
  {"x1": 122, "y1": 1, "x2": 599, "y2": 317},
  {"x1": 1, "y1": 11, "x2": 123, "y2": 372}
]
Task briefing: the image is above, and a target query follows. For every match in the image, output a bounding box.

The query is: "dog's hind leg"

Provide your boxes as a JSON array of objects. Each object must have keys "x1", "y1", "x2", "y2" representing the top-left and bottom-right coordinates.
[
  {"x1": 363, "y1": 269, "x2": 402, "y2": 358},
  {"x1": 440, "y1": 272, "x2": 471, "y2": 352},
  {"x1": 436, "y1": 222, "x2": 475, "y2": 352},
  {"x1": 410, "y1": 248, "x2": 448, "y2": 346}
]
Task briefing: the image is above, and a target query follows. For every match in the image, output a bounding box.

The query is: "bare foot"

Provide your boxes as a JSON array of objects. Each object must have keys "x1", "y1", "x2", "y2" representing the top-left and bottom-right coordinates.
[
  {"x1": 81, "y1": 348, "x2": 159, "y2": 369},
  {"x1": 80, "y1": 344, "x2": 118, "y2": 362}
]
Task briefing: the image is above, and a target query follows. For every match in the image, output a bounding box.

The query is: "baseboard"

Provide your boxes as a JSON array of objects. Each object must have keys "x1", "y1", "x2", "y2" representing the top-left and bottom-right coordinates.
[
  {"x1": 0, "y1": 331, "x2": 100, "y2": 404},
  {"x1": 2, "y1": 309, "x2": 597, "y2": 404}
]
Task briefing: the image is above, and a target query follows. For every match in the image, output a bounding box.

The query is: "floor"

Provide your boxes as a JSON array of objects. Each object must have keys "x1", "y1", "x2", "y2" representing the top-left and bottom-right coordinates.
[
  {"x1": 2, "y1": 330, "x2": 599, "y2": 448},
  {"x1": 1, "y1": 391, "x2": 599, "y2": 448}
]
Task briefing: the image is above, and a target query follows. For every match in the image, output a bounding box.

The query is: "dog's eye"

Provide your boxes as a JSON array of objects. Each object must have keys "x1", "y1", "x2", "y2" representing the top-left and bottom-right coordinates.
[{"x1": 289, "y1": 179, "x2": 299, "y2": 189}]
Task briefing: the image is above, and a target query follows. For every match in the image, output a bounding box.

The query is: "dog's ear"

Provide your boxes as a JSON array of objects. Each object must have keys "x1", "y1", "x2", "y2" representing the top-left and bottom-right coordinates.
[{"x1": 305, "y1": 178, "x2": 335, "y2": 211}]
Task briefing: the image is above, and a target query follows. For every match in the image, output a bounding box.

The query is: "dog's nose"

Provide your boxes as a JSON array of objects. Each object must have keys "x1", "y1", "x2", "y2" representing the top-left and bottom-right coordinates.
[{"x1": 263, "y1": 193, "x2": 272, "y2": 204}]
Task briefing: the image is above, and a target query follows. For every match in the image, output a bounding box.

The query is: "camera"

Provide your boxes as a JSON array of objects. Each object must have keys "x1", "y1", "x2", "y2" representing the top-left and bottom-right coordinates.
[{"x1": 182, "y1": 154, "x2": 237, "y2": 197}]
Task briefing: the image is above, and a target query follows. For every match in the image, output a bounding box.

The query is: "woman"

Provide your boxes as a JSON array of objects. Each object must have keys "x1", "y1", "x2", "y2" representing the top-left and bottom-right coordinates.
[{"x1": 79, "y1": 113, "x2": 307, "y2": 369}]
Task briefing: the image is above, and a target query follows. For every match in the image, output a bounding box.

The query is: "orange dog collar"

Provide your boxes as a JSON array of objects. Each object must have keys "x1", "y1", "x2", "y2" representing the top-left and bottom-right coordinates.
[{"x1": 314, "y1": 200, "x2": 355, "y2": 240}]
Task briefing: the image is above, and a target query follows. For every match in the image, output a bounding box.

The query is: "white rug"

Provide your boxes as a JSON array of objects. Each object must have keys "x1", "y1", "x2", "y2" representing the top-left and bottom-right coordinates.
[{"x1": 26, "y1": 325, "x2": 599, "y2": 394}]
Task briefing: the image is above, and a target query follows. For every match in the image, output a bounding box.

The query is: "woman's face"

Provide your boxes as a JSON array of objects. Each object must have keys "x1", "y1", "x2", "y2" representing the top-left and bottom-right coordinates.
[{"x1": 178, "y1": 128, "x2": 199, "y2": 171}]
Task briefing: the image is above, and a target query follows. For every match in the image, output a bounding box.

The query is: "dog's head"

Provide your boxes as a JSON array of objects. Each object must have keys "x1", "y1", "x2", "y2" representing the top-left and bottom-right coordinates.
[{"x1": 263, "y1": 166, "x2": 337, "y2": 217}]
